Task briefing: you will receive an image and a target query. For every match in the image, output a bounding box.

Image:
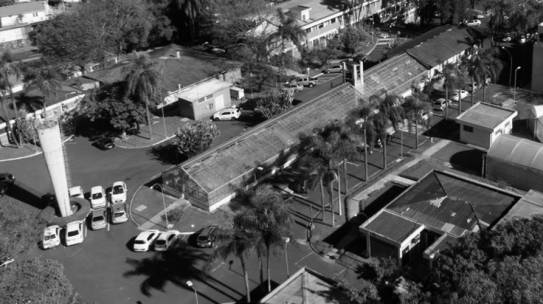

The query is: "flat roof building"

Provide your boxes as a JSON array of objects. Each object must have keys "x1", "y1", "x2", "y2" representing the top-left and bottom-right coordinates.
[{"x1": 456, "y1": 102, "x2": 517, "y2": 150}]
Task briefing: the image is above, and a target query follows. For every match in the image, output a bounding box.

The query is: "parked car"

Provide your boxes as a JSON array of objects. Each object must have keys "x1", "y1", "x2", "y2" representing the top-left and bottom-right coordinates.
[
  {"x1": 296, "y1": 76, "x2": 318, "y2": 87},
  {"x1": 0, "y1": 173, "x2": 14, "y2": 197},
  {"x1": 154, "y1": 230, "x2": 181, "y2": 251},
  {"x1": 450, "y1": 90, "x2": 469, "y2": 101},
  {"x1": 110, "y1": 181, "x2": 127, "y2": 204},
  {"x1": 464, "y1": 19, "x2": 481, "y2": 26},
  {"x1": 212, "y1": 107, "x2": 241, "y2": 120},
  {"x1": 64, "y1": 221, "x2": 86, "y2": 246},
  {"x1": 433, "y1": 98, "x2": 449, "y2": 111},
  {"x1": 90, "y1": 208, "x2": 107, "y2": 230},
  {"x1": 283, "y1": 81, "x2": 304, "y2": 92},
  {"x1": 133, "y1": 229, "x2": 161, "y2": 252},
  {"x1": 111, "y1": 203, "x2": 128, "y2": 224},
  {"x1": 69, "y1": 186, "x2": 84, "y2": 199},
  {"x1": 325, "y1": 64, "x2": 344, "y2": 73},
  {"x1": 42, "y1": 225, "x2": 61, "y2": 249},
  {"x1": 90, "y1": 186, "x2": 106, "y2": 209},
  {"x1": 196, "y1": 225, "x2": 218, "y2": 248},
  {"x1": 93, "y1": 136, "x2": 115, "y2": 150}
]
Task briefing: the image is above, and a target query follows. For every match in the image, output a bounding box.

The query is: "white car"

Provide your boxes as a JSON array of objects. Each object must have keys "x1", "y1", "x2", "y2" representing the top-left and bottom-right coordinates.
[
  {"x1": 64, "y1": 221, "x2": 86, "y2": 246},
  {"x1": 154, "y1": 230, "x2": 181, "y2": 251},
  {"x1": 133, "y1": 230, "x2": 161, "y2": 252},
  {"x1": 465, "y1": 19, "x2": 481, "y2": 26},
  {"x1": 212, "y1": 107, "x2": 241, "y2": 121},
  {"x1": 325, "y1": 64, "x2": 344, "y2": 73},
  {"x1": 90, "y1": 208, "x2": 107, "y2": 230},
  {"x1": 42, "y1": 225, "x2": 61, "y2": 249},
  {"x1": 110, "y1": 181, "x2": 127, "y2": 204},
  {"x1": 69, "y1": 186, "x2": 84, "y2": 199},
  {"x1": 451, "y1": 90, "x2": 469, "y2": 101},
  {"x1": 111, "y1": 203, "x2": 128, "y2": 224},
  {"x1": 90, "y1": 186, "x2": 106, "y2": 209}
]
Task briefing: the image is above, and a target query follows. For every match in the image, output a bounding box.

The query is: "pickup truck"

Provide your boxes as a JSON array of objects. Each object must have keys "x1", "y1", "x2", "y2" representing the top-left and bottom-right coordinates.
[{"x1": 295, "y1": 76, "x2": 318, "y2": 87}]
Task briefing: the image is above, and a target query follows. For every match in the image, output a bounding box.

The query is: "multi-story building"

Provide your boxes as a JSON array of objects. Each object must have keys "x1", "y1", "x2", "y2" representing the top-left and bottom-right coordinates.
[
  {"x1": 253, "y1": 0, "x2": 415, "y2": 58},
  {"x1": 0, "y1": 1, "x2": 51, "y2": 50}
]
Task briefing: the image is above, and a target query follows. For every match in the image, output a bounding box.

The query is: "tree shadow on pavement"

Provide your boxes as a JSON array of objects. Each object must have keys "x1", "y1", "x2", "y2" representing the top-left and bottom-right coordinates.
[
  {"x1": 124, "y1": 242, "x2": 212, "y2": 299},
  {"x1": 148, "y1": 143, "x2": 186, "y2": 165}
]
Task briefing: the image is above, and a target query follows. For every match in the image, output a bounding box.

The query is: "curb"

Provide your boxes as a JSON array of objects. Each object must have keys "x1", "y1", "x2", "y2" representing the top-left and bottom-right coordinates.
[
  {"x1": 0, "y1": 134, "x2": 75, "y2": 163},
  {"x1": 115, "y1": 134, "x2": 176, "y2": 150}
]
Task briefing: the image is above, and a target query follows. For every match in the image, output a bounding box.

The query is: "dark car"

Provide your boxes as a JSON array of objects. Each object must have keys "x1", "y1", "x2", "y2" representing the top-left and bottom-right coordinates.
[
  {"x1": 196, "y1": 225, "x2": 218, "y2": 248},
  {"x1": 0, "y1": 173, "x2": 15, "y2": 197},
  {"x1": 93, "y1": 136, "x2": 115, "y2": 150}
]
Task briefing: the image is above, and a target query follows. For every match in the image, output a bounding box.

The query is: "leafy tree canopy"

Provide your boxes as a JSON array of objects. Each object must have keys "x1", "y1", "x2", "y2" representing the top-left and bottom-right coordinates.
[
  {"x1": 173, "y1": 120, "x2": 219, "y2": 156},
  {"x1": 428, "y1": 216, "x2": 543, "y2": 303},
  {"x1": 31, "y1": 0, "x2": 165, "y2": 65}
]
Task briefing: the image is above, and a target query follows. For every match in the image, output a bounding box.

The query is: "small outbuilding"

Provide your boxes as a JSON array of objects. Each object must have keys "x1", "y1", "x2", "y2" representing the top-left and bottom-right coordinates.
[
  {"x1": 485, "y1": 134, "x2": 543, "y2": 192},
  {"x1": 455, "y1": 102, "x2": 517, "y2": 150}
]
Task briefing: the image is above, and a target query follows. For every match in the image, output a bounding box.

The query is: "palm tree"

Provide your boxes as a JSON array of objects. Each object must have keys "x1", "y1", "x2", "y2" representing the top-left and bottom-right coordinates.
[
  {"x1": 371, "y1": 111, "x2": 390, "y2": 169},
  {"x1": 233, "y1": 184, "x2": 291, "y2": 293},
  {"x1": 175, "y1": 0, "x2": 206, "y2": 40},
  {"x1": 124, "y1": 54, "x2": 161, "y2": 140},
  {"x1": 215, "y1": 228, "x2": 257, "y2": 304},
  {"x1": 403, "y1": 93, "x2": 431, "y2": 149},
  {"x1": 380, "y1": 93, "x2": 405, "y2": 158},
  {"x1": 318, "y1": 121, "x2": 358, "y2": 215},
  {"x1": 442, "y1": 63, "x2": 466, "y2": 114},
  {"x1": 0, "y1": 52, "x2": 22, "y2": 146},
  {"x1": 267, "y1": 8, "x2": 306, "y2": 69},
  {"x1": 23, "y1": 65, "x2": 62, "y2": 118},
  {"x1": 346, "y1": 106, "x2": 377, "y2": 182},
  {"x1": 461, "y1": 47, "x2": 501, "y2": 103},
  {"x1": 296, "y1": 133, "x2": 335, "y2": 222}
]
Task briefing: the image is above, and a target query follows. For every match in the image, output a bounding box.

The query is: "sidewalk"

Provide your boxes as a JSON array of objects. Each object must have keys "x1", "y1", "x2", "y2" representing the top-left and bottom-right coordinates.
[
  {"x1": 0, "y1": 134, "x2": 75, "y2": 162},
  {"x1": 115, "y1": 116, "x2": 188, "y2": 149}
]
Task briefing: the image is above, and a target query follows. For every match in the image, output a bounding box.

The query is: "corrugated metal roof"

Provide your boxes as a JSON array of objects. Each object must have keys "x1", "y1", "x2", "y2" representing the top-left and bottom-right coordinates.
[
  {"x1": 456, "y1": 102, "x2": 517, "y2": 129},
  {"x1": 182, "y1": 84, "x2": 361, "y2": 193},
  {"x1": 361, "y1": 53, "x2": 428, "y2": 99},
  {"x1": 405, "y1": 27, "x2": 471, "y2": 69},
  {"x1": 487, "y1": 134, "x2": 543, "y2": 173},
  {"x1": 0, "y1": 1, "x2": 45, "y2": 18}
]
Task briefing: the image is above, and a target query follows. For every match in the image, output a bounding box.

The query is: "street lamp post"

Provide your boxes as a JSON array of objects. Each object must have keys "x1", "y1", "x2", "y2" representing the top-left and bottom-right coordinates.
[
  {"x1": 283, "y1": 237, "x2": 290, "y2": 278},
  {"x1": 158, "y1": 185, "x2": 169, "y2": 228},
  {"x1": 513, "y1": 66, "x2": 522, "y2": 102},
  {"x1": 501, "y1": 46, "x2": 512, "y2": 86},
  {"x1": 186, "y1": 280, "x2": 199, "y2": 304}
]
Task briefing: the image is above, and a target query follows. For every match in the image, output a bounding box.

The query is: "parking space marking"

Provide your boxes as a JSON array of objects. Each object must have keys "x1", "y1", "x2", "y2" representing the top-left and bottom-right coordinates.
[{"x1": 135, "y1": 205, "x2": 147, "y2": 212}]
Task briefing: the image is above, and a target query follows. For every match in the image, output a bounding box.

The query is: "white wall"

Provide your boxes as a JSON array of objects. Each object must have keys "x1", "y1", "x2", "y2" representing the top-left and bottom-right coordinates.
[
  {"x1": 0, "y1": 26, "x2": 27, "y2": 43},
  {"x1": 0, "y1": 10, "x2": 48, "y2": 27},
  {"x1": 459, "y1": 123, "x2": 492, "y2": 149}
]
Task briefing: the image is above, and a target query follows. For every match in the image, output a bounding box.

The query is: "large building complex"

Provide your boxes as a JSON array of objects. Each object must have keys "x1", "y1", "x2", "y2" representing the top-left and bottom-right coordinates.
[{"x1": 255, "y1": 0, "x2": 416, "y2": 57}]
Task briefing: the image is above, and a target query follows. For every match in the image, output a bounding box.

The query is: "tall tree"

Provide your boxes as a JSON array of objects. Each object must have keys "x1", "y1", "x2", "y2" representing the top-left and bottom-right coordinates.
[
  {"x1": 215, "y1": 227, "x2": 257, "y2": 303},
  {"x1": 0, "y1": 52, "x2": 21, "y2": 147},
  {"x1": 461, "y1": 47, "x2": 501, "y2": 103},
  {"x1": 124, "y1": 54, "x2": 161, "y2": 140},
  {"x1": 346, "y1": 105, "x2": 377, "y2": 181},
  {"x1": 267, "y1": 8, "x2": 307, "y2": 69},
  {"x1": 173, "y1": 120, "x2": 220, "y2": 157},
  {"x1": 31, "y1": 0, "x2": 156, "y2": 65},
  {"x1": 22, "y1": 65, "x2": 62, "y2": 117},
  {"x1": 402, "y1": 93, "x2": 431, "y2": 149},
  {"x1": 442, "y1": 63, "x2": 466, "y2": 114}
]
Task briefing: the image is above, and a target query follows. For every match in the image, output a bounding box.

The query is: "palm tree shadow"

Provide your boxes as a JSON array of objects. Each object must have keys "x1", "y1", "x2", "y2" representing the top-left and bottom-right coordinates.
[
  {"x1": 148, "y1": 143, "x2": 186, "y2": 165},
  {"x1": 124, "y1": 242, "x2": 211, "y2": 297}
]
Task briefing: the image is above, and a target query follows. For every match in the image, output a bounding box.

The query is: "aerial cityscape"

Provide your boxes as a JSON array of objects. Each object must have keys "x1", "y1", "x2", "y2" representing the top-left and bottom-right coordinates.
[{"x1": 1, "y1": 0, "x2": 543, "y2": 303}]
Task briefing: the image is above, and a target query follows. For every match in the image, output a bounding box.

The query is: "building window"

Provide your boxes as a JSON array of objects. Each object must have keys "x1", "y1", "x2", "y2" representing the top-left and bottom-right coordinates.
[
  {"x1": 306, "y1": 28, "x2": 311, "y2": 33},
  {"x1": 198, "y1": 97, "x2": 206, "y2": 103},
  {"x1": 208, "y1": 103, "x2": 214, "y2": 110},
  {"x1": 331, "y1": 18, "x2": 336, "y2": 23},
  {"x1": 463, "y1": 125, "x2": 474, "y2": 133},
  {"x1": 411, "y1": 234, "x2": 420, "y2": 245},
  {"x1": 319, "y1": 23, "x2": 324, "y2": 29},
  {"x1": 33, "y1": 12, "x2": 38, "y2": 17}
]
